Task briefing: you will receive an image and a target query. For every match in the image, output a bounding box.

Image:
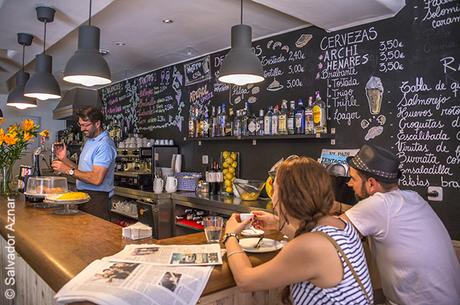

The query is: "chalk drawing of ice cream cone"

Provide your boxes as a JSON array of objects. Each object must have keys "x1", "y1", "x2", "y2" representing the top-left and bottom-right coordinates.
[{"x1": 365, "y1": 76, "x2": 384, "y2": 115}]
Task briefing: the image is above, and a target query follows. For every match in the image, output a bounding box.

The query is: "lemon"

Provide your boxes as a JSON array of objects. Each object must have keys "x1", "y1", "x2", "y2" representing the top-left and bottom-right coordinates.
[
  {"x1": 223, "y1": 161, "x2": 229, "y2": 168},
  {"x1": 225, "y1": 186, "x2": 233, "y2": 193},
  {"x1": 225, "y1": 173, "x2": 233, "y2": 180},
  {"x1": 228, "y1": 167, "x2": 235, "y2": 174},
  {"x1": 225, "y1": 158, "x2": 232, "y2": 164},
  {"x1": 223, "y1": 151, "x2": 229, "y2": 158},
  {"x1": 232, "y1": 161, "x2": 237, "y2": 168},
  {"x1": 223, "y1": 168, "x2": 228, "y2": 175},
  {"x1": 230, "y1": 152, "x2": 237, "y2": 160},
  {"x1": 224, "y1": 180, "x2": 232, "y2": 187}
]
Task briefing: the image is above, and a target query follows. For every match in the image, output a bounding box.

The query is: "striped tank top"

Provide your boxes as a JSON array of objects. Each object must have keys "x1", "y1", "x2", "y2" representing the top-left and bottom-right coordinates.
[{"x1": 290, "y1": 222, "x2": 373, "y2": 305}]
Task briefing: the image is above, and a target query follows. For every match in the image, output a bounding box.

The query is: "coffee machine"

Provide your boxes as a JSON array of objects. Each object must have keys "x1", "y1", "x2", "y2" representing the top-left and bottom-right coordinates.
[{"x1": 114, "y1": 145, "x2": 179, "y2": 191}]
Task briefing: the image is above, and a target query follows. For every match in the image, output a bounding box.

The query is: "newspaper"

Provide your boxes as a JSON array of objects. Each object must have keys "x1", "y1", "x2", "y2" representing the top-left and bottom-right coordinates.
[
  {"x1": 104, "y1": 244, "x2": 223, "y2": 266},
  {"x1": 319, "y1": 149, "x2": 359, "y2": 177},
  {"x1": 55, "y1": 259, "x2": 212, "y2": 305}
]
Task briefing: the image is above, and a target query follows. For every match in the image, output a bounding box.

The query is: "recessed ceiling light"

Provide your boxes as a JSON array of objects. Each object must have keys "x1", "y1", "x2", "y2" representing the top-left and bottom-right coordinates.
[
  {"x1": 162, "y1": 19, "x2": 174, "y2": 24},
  {"x1": 99, "y1": 48, "x2": 110, "y2": 55},
  {"x1": 115, "y1": 41, "x2": 126, "y2": 46}
]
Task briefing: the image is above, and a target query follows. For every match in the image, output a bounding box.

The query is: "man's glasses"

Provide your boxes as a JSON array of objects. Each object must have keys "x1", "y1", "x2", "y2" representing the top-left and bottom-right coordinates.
[
  {"x1": 77, "y1": 121, "x2": 93, "y2": 128},
  {"x1": 267, "y1": 155, "x2": 299, "y2": 179}
]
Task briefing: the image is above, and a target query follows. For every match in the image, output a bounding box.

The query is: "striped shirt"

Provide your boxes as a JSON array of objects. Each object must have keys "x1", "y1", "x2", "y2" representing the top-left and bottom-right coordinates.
[{"x1": 290, "y1": 223, "x2": 373, "y2": 305}]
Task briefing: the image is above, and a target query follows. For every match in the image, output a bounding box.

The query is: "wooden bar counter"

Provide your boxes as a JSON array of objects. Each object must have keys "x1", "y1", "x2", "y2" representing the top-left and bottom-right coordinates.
[{"x1": 0, "y1": 195, "x2": 282, "y2": 305}]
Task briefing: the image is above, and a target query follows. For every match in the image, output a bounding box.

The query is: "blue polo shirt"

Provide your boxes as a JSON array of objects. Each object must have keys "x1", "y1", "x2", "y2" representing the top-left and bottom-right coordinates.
[{"x1": 76, "y1": 130, "x2": 117, "y2": 194}]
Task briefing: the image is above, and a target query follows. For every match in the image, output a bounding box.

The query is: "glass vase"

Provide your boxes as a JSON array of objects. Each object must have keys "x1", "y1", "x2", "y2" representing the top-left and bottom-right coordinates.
[{"x1": 1, "y1": 164, "x2": 14, "y2": 196}]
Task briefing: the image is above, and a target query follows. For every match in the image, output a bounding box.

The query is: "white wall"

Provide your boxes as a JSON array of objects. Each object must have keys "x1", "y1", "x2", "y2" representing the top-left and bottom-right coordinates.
[{"x1": 0, "y1": 94, "x2": 66, "y2": 178}]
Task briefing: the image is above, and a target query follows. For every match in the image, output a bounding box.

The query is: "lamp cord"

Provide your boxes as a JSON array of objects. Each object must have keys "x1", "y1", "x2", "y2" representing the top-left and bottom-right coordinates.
[
  {"x1": 89, "y1": 0, "x2": 92, "y2": 26},
  {"x1": 43, "y1": 21, "x2": 47, "y2": 53},
  {"x1": 240, "y1": 0, "x2": 243, "y2": 24}
]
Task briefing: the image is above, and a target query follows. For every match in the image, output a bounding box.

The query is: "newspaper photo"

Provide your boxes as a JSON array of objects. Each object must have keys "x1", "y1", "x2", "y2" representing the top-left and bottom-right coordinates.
[
  {"x1": 319, "y1": 149, "x2": 359, "y2": 177},
  {"x1": 55, "y1": 259, "x2": 213, "y2": 305},
  {"x1": 104, "y1": 243, "x2": 223, "y2": 266}
]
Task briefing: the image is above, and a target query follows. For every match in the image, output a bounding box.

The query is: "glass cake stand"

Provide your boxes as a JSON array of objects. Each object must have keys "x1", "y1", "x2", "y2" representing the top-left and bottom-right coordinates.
[{"x1": 43, "y1": 198, "x2": 90, "y2": 215}]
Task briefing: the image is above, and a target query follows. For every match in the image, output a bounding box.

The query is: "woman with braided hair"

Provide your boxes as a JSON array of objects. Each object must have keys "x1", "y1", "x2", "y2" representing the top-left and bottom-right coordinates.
[{"x1": 223, "y1": 156, "x2": 373, "y2": 305}]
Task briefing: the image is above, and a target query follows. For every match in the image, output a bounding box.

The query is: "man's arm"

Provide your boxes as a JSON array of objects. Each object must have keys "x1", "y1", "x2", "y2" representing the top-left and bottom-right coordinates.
[
  {"x1": 73, "y1": 165, "x2": 108, "y2": 185},
  {"x1": 61, "y1": 157, "x2": 77, "y2": 169}
]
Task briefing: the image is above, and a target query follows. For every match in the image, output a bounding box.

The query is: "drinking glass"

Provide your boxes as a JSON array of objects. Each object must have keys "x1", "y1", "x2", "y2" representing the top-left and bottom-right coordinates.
[{"x1": 203, "y1": 216, "x2": 224, "y2": 243}]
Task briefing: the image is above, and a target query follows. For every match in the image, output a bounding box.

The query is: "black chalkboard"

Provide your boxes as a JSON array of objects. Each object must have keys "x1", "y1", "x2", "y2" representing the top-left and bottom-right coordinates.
[{"x1": 100, "y1": 0, "x2": 460, "y2": 238}]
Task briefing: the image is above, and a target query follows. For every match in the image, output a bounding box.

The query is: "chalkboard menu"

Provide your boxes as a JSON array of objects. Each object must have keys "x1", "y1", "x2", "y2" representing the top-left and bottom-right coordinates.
[{"x1": 100, "y1": 0, "x2": 460, "y2": 238}]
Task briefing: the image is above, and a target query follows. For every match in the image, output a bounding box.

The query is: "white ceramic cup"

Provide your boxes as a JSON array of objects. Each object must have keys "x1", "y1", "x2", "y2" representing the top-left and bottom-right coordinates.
[
  {"x1": 153, "y1": 177, "x2": 164, "y2": 194},
  {"x1": 165, "y1": 176, "x2": 178, "y2": 193}
]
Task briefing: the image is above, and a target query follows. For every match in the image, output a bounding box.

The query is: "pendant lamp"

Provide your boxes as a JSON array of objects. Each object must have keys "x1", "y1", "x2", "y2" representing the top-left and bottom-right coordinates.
[
  {"x1": 7, "y1": 33, "x2": 37, "y2": 109},
  {"x1": 24, "y1": 6, "x2": 61, "y2": 100},
  {"x1": 218, "y1": 0, "x2": 264, "y2": 86},
  {"x1": 63, "y1": 0, "x2": 111, "y2": 86}
]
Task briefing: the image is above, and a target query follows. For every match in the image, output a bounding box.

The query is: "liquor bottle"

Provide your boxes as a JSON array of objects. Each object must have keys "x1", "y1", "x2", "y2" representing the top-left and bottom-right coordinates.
[
  {"x1": 313, "y1": 91, "x2": 327, "y2": 133},
  {"x1": 215, "y1": 106, "x2": 222, "y2": 136},
  {"x1": 247, "y1": 108, "x2": 257, "y2": 136},
  {"x1": 295, "y1": 99, "x2": 305, "y2": 134},
  {"x1": 207, "y1": 159, "x2": 216, "y2": 194},
  {"x1": 256, "y1": 109, "x2": 264, "y2": 136},
  {"x1": 226, "y1": 107, "x2": 234, "y2": 136},
  {"x1": 202, "y1": 109, "x2": 210, "y2": 137},
  {"x1": 233, "y1": 109, "x2": 242, "y2": 137},
  {"x1": 278, "y1": 101, "x2": 288, "y2": 135},
  {"x1": 220, "y1": 104, "x2": 227, "y2": 137},
  {"x1": 264, "y1": 106, "x2": 273, "y2": 135},
  {"x1": 188, "y1": 106, "x2": 195, "y2": 138},
  {"x1": 287, "y1": 100, "x2": 296, "y2": 135},
  {"x1": 271, "y1": 105, "x2": 279, "y2": 135},
  {"x1": 215, "y1": 160, "x2": 223, "y2": 195},
  {"x1": 195, "y1": 108, "x2": 203, "y2": 137},
  {"x1": 241, "y1": 102, "x2": 249, "y2": 137},
  {"x1": 211, "y1": 106, "x2": 217, "y2": 138},
  {"x1": 305, "y1": 97, "x2": 314, "y2": 134}
]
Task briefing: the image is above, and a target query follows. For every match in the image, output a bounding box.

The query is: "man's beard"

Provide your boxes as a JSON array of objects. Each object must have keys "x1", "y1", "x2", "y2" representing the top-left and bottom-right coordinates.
[{"x1": 355, "y1": 181, "x2": 370, "y2": 201}]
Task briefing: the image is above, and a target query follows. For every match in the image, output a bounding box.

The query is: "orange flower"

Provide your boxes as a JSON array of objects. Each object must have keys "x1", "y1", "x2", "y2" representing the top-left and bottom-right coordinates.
[
  {"x1": 3, "y1": 133, "x2": 18, "y2": 146},
  {"x1": 39, "y1": 130, "x2": 50, "y2": 138},
  {"x1": 0, "y1": 128, "x2": 4, "y2": 145},
  {"x1": 24, "y1": 132, "x2": 34, "y2": 141},
  {"x1": 7, "y1": 124, "x2": 18, "y2": 134},
  {"x1": 22, "y1": 119, "x2": 35, "y2": 131}
]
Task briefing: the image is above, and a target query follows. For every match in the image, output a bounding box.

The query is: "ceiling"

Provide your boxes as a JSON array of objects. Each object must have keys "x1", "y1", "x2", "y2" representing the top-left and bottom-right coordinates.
[{"x1": 0, "y1": 0, "x2": 404, "y2": 96}]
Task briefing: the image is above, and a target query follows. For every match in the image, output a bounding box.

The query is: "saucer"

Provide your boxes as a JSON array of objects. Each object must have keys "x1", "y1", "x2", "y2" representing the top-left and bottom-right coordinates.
[{"x1": 239, "y1": 238, "x2": 284, "y2": 253}]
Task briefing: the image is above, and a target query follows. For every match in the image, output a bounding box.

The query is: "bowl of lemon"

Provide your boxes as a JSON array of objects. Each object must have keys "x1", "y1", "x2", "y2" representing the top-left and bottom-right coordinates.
[
  {"x1": 221, "y1": 151, "x2": 239, "y2": 194},
  {"x1": 233, "y1": 180, "x2": 265, "y2": 201}
]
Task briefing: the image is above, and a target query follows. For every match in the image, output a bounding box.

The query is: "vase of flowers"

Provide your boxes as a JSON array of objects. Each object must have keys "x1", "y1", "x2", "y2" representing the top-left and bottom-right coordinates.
[{"x1": 0, "y1": 118, "x2": 49, "y2": 196}]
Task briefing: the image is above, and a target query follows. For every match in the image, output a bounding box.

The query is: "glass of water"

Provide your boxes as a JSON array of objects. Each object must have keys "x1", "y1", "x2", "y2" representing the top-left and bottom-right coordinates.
[{"x1": 203, "y1": 216, "x2": 224, "y2": 243}]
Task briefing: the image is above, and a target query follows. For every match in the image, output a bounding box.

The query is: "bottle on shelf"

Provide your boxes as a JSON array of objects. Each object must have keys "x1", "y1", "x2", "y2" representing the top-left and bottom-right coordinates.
[
  {"x1": 215, "y1": 106, "x2": 222, "y2": 137},
  {"x1": 264, "y1": 106, "x2": 273, "y2": 135},
  {"x1": 257, "y1": 109, "x2": 265, "y2": 136},
  {"x1": 195, "y1": 107, "x2": 203, "y2": 138},
  {"x1": 305, "y1": 97, "x2": 314, "y2": 134},
  {"x1": 233, "y1": 109, "x2": 242, "y2": 137},
  {"x1": 202, "y1": 109, "x2": 210, "y2": 138},
  {"x1": 278, "y1": 100, "x2": 288, "y2": 135},
  {"x1": 241, "y1": 102, "x2": 249, "y2": 137},
  {"x1": 287, "y1": 100, "x2": 296, "y2": 135},
  {"x1": 220, "y1": 104, "x2": 227, "y2": 137},
  {"x1": 211, "y1": 106, "x2": 217, "y2": 138},
  {"x1": 188, "y1": 106, "x2": 196, "y2": 137},
  {"x1": 313, "y1": 91, "x2": 327, "y2": 133},
  {"x1": 271, "y1": 105, "x2": 279, "y2": 135},
  {"x1": 295, "y1": 99, "x2": 305, "y2": 134},
  {"x1": 207, "y1": 159, "x2": 216, "y2": 194},
  {"x1": 226, "y1": 107, "x2": 234, "y2": 137},
  {"x1": 247, "y1": 107, "x2": 257, "y2": 136}
]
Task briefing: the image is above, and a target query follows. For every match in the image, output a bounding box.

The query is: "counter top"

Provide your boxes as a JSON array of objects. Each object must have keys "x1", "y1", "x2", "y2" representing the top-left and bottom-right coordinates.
[
  {"x1": 0, "y1": 195, "x2": 279, "y2": 298},
  {"x1": 114, "y1": 186, "x2": 273, "y2": 214}
]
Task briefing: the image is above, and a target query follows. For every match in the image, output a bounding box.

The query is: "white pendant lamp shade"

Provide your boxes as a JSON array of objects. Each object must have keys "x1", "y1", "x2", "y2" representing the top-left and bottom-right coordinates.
[
  {"x1": 63, "y1": 25, "x2": 111, "y2": 86},
  {"x1": 7, "y1": 71, "x2": 37, "y2": 109},
  {"x1": 218, "y1": 24, "x2": 264, "y2": 86},
  {"x1": 24, "y1": 53, "x2": 61, "y2": 100}
]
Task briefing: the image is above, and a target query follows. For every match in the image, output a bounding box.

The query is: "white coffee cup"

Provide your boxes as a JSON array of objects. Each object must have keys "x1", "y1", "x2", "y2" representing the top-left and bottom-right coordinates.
[
  {"x1": 153, "y1": 177, "x2": 164, "y2": 194},
  {"x1": 165, "y1": 176, "x2": 178, "y2": 193}
]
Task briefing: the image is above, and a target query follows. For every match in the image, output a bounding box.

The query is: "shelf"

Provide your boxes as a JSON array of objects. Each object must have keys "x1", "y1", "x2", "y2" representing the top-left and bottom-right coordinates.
[
  {"x1": 187, "y1": 133, "x2": 334, "y2": 141},
  {"x1": 176, "y1": 219, "x2": 203, "y2": 231},
  {"x1": 110, "y1": 209, "x2": 138, "y2": 220}
]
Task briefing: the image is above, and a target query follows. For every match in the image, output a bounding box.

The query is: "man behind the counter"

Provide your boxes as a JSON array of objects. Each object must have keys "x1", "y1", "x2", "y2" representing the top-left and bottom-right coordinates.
[{"x1": 52, "y1": 106, "x2": 116, "y2": 220}]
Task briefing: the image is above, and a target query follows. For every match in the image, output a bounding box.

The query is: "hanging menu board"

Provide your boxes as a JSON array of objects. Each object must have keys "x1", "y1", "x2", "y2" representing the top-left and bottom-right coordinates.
[{"x1": 100, "y1": 0, "x2": 460, "y2": 237}]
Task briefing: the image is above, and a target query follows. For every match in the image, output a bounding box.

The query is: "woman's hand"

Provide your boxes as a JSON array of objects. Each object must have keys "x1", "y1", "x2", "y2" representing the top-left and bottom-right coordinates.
[
  {"x1": 224, "y1": 214, "x2": 252, "y2": 235},
  {"x1": 252, "y1": 210, "x2": 280, "y2": 231}
]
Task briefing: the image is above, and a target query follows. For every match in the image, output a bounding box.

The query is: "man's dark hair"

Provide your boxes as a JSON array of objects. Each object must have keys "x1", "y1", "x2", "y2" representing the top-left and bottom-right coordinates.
[
  {"x1": 76, "y1": 106, "x2": 104, "y2": 126},
  {"x1": 357, "y1": 170, "x2": 397, "y2": 191}
]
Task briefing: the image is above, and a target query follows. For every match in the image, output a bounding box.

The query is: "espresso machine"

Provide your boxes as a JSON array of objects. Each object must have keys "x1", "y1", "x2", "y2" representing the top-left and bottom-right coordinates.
[{"x1": 114, "y1": 147, "x2": 153, "y2": 190}]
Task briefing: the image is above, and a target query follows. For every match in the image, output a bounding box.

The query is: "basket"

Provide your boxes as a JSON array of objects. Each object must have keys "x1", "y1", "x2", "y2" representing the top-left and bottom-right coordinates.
[{"x1": 175, "y1": 172, "x2": 202, "y2": 191}]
